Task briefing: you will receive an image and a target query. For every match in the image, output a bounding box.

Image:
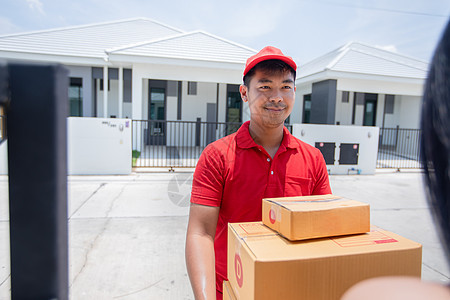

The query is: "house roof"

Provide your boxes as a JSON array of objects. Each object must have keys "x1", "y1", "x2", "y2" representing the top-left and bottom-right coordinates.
[
  {"x1": 297, "y1": 42, "x2": 429, "y2": 82},
  {"x1": 0, "y1": 17, "x2": 256, "y2": 66},
  {"x1": 107, "y1": 31, "x2": 255, "y2": 64},
  {"x1": 0, "y1": 18, "x2": 182, "y2": 60}
]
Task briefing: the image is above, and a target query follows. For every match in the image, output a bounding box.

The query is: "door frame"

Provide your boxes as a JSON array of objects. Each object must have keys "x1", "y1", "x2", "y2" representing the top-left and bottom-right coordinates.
[
  {"x1": 363, "y1": 93, "x2": 378, "y2": 126},
  {"x1": 147, "y1": 79, "x2": 167, "y2": 145}
]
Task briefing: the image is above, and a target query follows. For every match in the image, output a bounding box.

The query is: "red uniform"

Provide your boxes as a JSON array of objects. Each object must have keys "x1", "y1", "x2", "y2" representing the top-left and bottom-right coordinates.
[{"x1": 190, "y1": 121, "x2": 332, "y2": 297}]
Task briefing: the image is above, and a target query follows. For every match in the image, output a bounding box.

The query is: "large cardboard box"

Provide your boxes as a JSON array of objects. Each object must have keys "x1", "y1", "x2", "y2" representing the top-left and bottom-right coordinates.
[
  {"x1": 223, "y1": 280, "x2": 237, "y2": 300},
  {"x1": 228, "y1": 222, "x2": 422, "y2": 300},
  {"x1": 262, "y1": 194, "x2": 370, "y2": 240}
]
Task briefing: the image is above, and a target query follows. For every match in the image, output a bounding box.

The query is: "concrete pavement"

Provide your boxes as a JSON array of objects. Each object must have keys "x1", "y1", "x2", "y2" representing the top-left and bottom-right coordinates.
[{"x1": 0, "y1": 170, "x2": 449, "y2": 299}]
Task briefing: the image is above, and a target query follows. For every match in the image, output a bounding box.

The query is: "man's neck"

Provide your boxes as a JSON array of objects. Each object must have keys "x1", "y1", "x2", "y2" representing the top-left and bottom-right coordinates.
[{"x1": 248, "y1": 121, "x2": 284, "y2": 158}]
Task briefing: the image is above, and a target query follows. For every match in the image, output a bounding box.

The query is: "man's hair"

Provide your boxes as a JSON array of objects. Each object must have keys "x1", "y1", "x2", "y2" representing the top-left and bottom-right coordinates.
[{"x1": 243, "y1": 59, "x2": 296, "y2": 87}]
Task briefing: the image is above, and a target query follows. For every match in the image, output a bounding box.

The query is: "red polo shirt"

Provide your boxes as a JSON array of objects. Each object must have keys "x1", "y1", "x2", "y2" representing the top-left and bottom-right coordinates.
[{"x1": 190, "y1": 121, "x2": 331, "y2": 296}]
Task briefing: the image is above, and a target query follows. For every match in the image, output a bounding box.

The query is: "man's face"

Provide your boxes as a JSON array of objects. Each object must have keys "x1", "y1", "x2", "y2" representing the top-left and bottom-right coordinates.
[{"x1": 240, "y1": 69, "x2": 296, "y2": 128}]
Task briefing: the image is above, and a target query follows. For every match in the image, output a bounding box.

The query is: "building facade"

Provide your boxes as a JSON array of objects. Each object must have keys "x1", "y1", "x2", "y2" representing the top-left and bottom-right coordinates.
[
  {"x1": 0, "y1": 18, "x2": 255, "y2": 127},
  {"x1": 293, "y1": 42, "x2": 428, "y2": 130}
]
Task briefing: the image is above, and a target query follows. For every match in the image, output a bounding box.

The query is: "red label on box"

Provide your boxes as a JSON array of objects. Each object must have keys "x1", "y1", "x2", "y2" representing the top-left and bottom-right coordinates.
[
  {"x1": 269, "y1": 208, "x2": 276, "y2": 224},
  {"x1": 332, "y1": 230, "x2": 398, "y2": 247},
  {"x1": 235, "y1": 253, "x2": 243, "y2": 288}
]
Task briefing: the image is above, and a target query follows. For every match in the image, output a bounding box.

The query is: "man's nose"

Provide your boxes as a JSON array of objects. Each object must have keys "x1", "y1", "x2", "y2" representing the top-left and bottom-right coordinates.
[{"x1": 269, "y1": 90, "x2": 283, "y2": 102}]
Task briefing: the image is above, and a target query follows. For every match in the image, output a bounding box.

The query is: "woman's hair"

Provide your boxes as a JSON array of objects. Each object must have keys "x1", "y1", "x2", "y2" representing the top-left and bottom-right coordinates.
[{"x1": 420, "y1": 19, "x2": 450, "y2": 262}]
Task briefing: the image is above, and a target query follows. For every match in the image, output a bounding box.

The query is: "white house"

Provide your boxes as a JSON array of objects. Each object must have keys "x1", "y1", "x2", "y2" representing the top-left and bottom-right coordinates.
[
  {"x1": 292, "y1": 42, "x2": 428, "y2": 130},
  {"x1": 0, "y1": 17, "x2": 256, "y2": 126},
  {"x1": 0, "y1": 21, "x2": 427, "y2": 172}
]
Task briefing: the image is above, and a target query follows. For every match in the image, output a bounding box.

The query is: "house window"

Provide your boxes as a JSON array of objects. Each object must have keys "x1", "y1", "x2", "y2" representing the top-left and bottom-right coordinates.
[
  {"x1": 123, "y1": 69, "x2": 132, "y2": 103},
  {"x1": 303, "y1": 94, "x2": 311, "y2": 123},
  {"x1": 363, "y1": 93, "x2": 378, "y2": 126},
  {"x1": 226, "y1": 84, "x2": 242, "y2": 135},
  {"x1": 188, "y1": 81, "x2": 197, "y2": 95},
  {"x1": 69, "y1": 77, "x2": 83, "y2": 117},
  {"x1": 385, "y1": 95, "x2": 395, "y2": 114},
  {"x1": 342, "y1": 91, "x2": 349, "y2": 103}
]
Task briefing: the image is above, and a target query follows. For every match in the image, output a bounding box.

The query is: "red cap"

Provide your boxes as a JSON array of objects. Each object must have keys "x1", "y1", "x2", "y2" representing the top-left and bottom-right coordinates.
[{"x1": 243, "y1": 46, "x2": 297, "y2": 76}]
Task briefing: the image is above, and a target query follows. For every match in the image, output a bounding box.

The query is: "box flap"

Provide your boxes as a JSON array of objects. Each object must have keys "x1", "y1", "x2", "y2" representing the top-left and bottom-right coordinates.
[{"x1": 230, "y1": 223, "x2": 422, "y2": 262}]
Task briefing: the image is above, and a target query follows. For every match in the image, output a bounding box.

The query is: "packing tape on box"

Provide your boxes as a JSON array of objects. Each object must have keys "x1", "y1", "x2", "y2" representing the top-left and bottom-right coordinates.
[{"x1": 276, "y1": 197, "x2": 344, "y2": 204}]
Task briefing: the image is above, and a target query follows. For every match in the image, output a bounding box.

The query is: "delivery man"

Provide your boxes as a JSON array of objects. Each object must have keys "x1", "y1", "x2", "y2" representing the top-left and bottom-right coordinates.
[{"x1": 185, "y1": 46, "x2": 332, "y2": 300}]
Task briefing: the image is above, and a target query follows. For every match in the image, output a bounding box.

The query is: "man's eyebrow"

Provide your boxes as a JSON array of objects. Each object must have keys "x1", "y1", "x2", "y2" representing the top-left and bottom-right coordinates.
[
  {"x1": 257, "y1": 78, "x2": 273, "y2": 83},
  {"x1": 256, "y1": 78, "x2": 294, "y2": 84},
  {"x1": 283, "y1": 79, "x2": 295, "y2": 84}
]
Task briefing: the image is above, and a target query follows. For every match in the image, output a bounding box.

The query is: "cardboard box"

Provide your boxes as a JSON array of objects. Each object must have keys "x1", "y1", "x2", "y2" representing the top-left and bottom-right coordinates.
[
  {"x1": 223, "y1": 280, "x2": 237, "y2": 300},
  {"x1": 262, "y1": 194, "x2": 370, "y2": 240},
  {"x1": 228, "y1": 222, "x2": 422, "y2": 300}
]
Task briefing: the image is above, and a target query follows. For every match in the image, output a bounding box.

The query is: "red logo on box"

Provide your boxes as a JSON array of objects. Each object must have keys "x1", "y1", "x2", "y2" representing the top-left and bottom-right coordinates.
[
  {"x1": 269, "y1": 208, "x2": 276, "y2": 224},
  {"x1": 235, "y1": 253, "x2": 243, "y2": 288}
]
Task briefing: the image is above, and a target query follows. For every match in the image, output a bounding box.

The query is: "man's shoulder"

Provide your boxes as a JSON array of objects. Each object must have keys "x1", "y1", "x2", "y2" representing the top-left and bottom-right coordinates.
[{"x1": 203, "y1": 132, "x2": 238, "y2": 156}]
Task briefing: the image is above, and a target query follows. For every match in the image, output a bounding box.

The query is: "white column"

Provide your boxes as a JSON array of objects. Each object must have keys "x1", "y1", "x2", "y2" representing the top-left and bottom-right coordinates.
[
  {"x1": 131, "y1": 68, "x2": 143, "y2": 120},
  {"x1": 131, "y1": 67, "x2": 143, "y2": 151},
  {"x1": 118, "y1": 67, "x2": 123, "y2": 118},
  {"x1": 103, "y1": 66, "x2": 108, "y2": 118}
]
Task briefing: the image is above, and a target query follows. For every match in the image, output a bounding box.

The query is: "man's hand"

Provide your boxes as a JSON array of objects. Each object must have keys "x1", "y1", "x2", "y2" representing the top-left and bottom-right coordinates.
[{"x1": 185, "y1": 203, "x2": 220, "y2": 300}]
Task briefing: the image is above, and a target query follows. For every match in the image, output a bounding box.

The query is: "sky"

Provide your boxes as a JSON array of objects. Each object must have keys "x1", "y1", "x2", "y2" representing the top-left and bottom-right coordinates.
[{"x1": 0, "y1": 0, "x2": 449, "y2": 65}]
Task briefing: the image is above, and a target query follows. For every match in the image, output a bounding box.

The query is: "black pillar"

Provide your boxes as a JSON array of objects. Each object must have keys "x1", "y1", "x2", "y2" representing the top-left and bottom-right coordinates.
[
  {"x1": 7, "y1": 63, "x2": 69, "y2": 300},
  {"x1": 310, "y1": 79, "x2": 337, "y2": 124}
]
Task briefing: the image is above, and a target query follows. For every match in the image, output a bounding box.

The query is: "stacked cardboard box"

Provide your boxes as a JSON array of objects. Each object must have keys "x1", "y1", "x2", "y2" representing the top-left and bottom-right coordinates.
[
  {"x1": 226, "y1": 195, "x2": 422, "y2": 300},
  {"x1": 262, "y1": 194, "x2": 370, "y2": 240}
]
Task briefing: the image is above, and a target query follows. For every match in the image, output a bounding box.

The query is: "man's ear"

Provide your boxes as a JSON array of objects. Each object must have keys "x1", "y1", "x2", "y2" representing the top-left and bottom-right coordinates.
[{"x1": 239, "y1": 84, "x2": 248, "y2": 102}]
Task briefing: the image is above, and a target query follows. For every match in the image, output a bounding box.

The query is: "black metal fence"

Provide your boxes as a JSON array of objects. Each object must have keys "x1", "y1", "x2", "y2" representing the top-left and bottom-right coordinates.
[
  {"x1": 377, "y1": 127, "x2": 422, "y2": 169},
  {"x1": 132, "y1": 119, "x2": 242, "y2": 168},
  {"x1": 131, "y1": 120, "x2": 421, "y2": 170}
]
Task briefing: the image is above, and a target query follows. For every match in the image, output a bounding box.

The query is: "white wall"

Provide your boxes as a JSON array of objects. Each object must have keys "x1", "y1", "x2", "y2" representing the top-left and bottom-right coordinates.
[
  {"x1": 334, "y1": 90, "x2": 354, "y2": 125},
  {"x1": 182, "y1": 82, "x2": 217, "y2": 122},
  {"x1": 217, "y1": 83, "x2": 227, "y2": 123},
  {"x1": 96, "y1": 78, "x2": 122, "y2": 118},
  {"x1": 291, "y1": 84, "x2": 312, "y2": 124},
  {"x1": 292, "y1": 124, "x2": 379, "y2": 175},
  {"x1": 379, "y1": 95, "x2": 422, "y2": 129},
  {"x1": 123, "y1": 103, "x2": 132, "y2": 119},
  {"x1": 1, "y1": 118, "x2": 133, "y2": 175},
  {"x1": 337, "y1": 78, "x2": 424, "y2": 96},
  {"x1": 68, "y1": 117, "x2": 132, "y2": 175},
  {"x1": 398, "y1": 95, "x2": 422, "y2": 129},
  {"x1": 375, "y1": 94, "x2": 385, "y2": 127},
  {"x1": 131, "y1": 63, "x2": 243, "y2": 121},
  {"x1": 297, "y1": 76, "x2": 424, "y2": 129}
]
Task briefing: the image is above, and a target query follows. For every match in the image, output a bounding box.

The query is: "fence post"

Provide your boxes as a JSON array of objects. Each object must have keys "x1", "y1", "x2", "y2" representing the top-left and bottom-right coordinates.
[
  {"x1": 195, "y1": 117, "x2": 201, "y2": 147},
  {"x1": 7, "y1": 63, "x2": 69, "y2": 299},
  {"x1": 395, "y1": 125, "x2": 400, "y2": 150}
]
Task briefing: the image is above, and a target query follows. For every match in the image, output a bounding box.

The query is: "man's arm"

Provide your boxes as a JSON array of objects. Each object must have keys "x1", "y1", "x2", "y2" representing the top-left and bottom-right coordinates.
[{"x1": 185, "y1": 203, "x2": 220, "y2": 300}]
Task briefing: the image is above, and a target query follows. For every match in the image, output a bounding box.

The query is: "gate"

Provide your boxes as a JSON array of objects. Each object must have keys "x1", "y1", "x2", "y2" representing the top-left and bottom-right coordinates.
[
  {"x1": 377, "y1": 127, "x2": 422, "y2": 169},
  {"x1": 132, "y1": 120, "x2": 241, "y2": 168}
]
